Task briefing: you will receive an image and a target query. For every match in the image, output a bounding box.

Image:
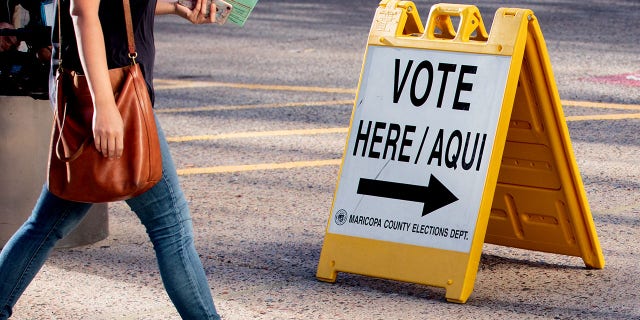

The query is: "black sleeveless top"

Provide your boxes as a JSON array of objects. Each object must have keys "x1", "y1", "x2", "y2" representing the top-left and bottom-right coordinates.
[{"x1": 54, "y1": 0, "x2": 157, "y2": 104}]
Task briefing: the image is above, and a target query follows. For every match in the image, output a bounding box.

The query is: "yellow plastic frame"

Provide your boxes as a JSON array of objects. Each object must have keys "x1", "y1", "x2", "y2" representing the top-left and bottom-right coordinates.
[{"x1": 316, "y1": 1, "x2": 604, "y2": 304}]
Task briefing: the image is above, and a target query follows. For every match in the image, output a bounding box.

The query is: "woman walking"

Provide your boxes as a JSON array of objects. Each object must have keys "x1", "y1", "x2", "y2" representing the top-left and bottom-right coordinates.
[{"x1": 0, "y1": 0, "x2": 223, "y2": 318}]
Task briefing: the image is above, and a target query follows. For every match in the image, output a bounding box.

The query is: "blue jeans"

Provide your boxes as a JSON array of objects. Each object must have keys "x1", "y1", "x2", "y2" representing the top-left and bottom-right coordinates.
[{"x1": 0, "y1": 119, "x2": 220, "y2": 320}]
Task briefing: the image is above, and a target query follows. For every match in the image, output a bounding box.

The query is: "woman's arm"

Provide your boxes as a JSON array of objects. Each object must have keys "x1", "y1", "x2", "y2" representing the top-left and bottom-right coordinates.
[
  {"x1": 69, "y1": 0, "x2": 216, "y2": 159},
  {"x1": 70, "y1": 0, "x2": 124, "y2": 159}
]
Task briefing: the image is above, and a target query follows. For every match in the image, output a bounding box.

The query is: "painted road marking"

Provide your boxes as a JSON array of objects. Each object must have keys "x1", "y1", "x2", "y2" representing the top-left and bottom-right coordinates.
[
  {"x1": 154, "y1": 79, "x2": 355, "y2": 94},
  {"x1": 177, "y1": 159, "x2": 342, "y2": 176},
  {"x1": 566, "y1": 113, "x2": 640, "y2": 121},
  {"x1": 156, "y1": 98, "x2": 640, "y2": 119},
  {"x1": 155, "y1": 78, "x2": 639, "y2": 111},
  {"x1": 167, "y1": 127, "x2": 348, "y2": 143},
  {"x1": 155, "y1": 100, "x2": 352, "y2": 113},
  {"x1": 156, "y1": 80, "x2": 638, "y2": 175},
  {"x1": 561, "y1": 100, "x2": 640, "y2": 111},
  {"x1": 172, "y1": 112, "x2": 639, "y2": 176},
  {"x1": 166, "y1": 111, "x2": 638, "y2": 144}
]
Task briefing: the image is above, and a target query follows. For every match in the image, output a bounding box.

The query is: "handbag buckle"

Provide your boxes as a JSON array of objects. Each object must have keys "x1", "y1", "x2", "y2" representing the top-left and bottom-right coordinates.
[{"x1": 128, "y1": 52, "x2": 138, "y2": 64}]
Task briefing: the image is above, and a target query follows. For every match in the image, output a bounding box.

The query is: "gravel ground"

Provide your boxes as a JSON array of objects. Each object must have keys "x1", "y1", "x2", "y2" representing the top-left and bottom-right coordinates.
[{"x1": 4, "y1": 0, "x2": 639, "y2": 319}]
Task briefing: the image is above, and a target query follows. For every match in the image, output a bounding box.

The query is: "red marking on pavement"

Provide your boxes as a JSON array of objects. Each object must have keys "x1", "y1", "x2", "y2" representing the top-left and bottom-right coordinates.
[{"x1": 588, "y1": 71, "x2": 640, "y2": 87}]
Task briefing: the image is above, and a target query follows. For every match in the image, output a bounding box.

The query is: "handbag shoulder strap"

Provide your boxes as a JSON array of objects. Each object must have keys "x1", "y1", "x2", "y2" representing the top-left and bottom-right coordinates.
[
  {"x1": 57, "y1": 0, "x2": 138, "y2": 64},
  {"x1": 122, "y1": 0, "x2": 138, "y2": 62}
]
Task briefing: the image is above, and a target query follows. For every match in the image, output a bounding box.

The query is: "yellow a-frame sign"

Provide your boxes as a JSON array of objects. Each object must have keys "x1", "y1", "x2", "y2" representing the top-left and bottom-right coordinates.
[{"x1": 316, "y1": 1, "x2": 605, "y2": 303}]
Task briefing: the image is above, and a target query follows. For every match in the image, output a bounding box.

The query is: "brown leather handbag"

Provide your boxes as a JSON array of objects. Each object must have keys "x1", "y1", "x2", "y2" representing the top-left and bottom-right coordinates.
[{"x1": 47, "y1": 0, "x2": 162, "y2": 203}]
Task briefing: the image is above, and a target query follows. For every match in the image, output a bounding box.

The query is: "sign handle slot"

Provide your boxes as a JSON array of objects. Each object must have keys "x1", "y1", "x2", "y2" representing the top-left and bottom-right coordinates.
[
  {"x1": 425, "y1": 4, "x2": 489, "y2": 42},
  {"x1": 379, "y1": 0, "x2": 425, "y2": 36}
]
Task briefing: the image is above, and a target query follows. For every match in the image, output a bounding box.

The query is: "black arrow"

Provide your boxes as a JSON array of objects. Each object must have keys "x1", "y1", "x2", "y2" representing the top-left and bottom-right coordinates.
[{"x1": 356, "y1": 174, "x2": 458, "y2": 216}]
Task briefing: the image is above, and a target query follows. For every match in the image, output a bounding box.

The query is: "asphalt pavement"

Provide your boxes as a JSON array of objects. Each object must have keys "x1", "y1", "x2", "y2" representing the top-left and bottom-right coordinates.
[{"x1": 8, "y1": 0, "x2": 640, "y2": 319}]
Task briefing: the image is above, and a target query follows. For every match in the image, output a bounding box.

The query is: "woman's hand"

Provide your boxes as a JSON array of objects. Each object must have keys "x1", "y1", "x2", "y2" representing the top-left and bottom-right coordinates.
[
  {"x1": 0, "y1": 22, "x2": 18, "y2": 52},
  {"x1": 92, "y1": 103, "x2": 124, "y2": 159},
  {"x1": 180, "y1": 0, "x2": 217, "y2": 24},
  {"x1": 157, "y1": 0, "x2": 217, "y2": 24}
]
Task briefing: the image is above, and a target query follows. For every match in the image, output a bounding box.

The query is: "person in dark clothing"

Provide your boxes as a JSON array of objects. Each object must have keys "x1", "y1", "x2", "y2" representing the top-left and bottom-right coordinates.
[
  {"x1": 1, "y1": 0, "x2": 52, "y2": 97},
  {"x1": 0, "y1": 0, "x2": 50, "y2": 52},
  {"x1": 0, "y1": 0, "x2": 19, "y2": 51}
]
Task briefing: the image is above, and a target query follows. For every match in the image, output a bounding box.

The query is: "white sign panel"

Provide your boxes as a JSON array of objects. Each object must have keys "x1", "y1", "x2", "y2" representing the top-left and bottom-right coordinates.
[{"x1": 328, "y1": 45, "x2": 512, "y2": 253}]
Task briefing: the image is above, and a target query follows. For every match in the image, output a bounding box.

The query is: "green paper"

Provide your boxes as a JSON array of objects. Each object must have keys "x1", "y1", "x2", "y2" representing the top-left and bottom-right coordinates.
[{"x1": 226, "y1": 0, "x2": 258, "y2": 27}]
